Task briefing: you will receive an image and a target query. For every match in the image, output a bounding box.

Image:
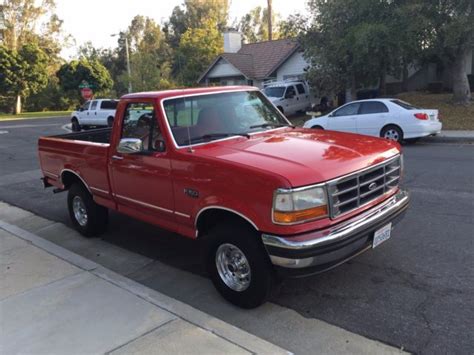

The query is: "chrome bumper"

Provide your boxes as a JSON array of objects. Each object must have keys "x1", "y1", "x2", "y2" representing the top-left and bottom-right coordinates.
[{"x1": 261, "y1": 189, "x2": 410, "y2": 275}]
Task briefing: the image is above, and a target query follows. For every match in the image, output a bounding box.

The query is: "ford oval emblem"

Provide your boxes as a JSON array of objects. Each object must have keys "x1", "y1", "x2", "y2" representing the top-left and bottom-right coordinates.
[{"x1": 368, "y1": 182, "x2": 377, "y2": 190}]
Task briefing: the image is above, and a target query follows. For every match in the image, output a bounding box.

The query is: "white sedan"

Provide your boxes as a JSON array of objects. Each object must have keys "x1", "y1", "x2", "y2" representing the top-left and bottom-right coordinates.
[{"x1": 303, "y1": 98, "x2": 442, "y2": 142}]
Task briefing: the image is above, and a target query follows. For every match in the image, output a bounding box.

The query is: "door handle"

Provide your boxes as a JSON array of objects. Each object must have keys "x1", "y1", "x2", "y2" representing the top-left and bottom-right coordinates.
[{"x1": 111, "y1": 155, "x2": 123, "y2": 160}]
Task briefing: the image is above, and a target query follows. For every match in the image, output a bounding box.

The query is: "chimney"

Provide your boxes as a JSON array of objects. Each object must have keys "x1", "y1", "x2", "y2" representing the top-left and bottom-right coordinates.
[{"x1": 223, "y1": 31, "x2": 242, "y2": 53}]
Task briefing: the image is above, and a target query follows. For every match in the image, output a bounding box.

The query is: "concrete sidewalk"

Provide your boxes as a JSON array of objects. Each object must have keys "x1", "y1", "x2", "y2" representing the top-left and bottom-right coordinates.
[{"x1": 0, "y1": 221, "x2": 290, "y2": 355}]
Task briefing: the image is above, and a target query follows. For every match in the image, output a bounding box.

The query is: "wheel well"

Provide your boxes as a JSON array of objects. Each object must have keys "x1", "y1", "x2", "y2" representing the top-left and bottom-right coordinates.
[
  {"x1": 107, "y1": 116, "x2": 114, "y2": 120},
  {"x1": 311, "y1": 125, "x2": 323, "y2": 129},
  {"x1": 61, "y1": 171, "x2": 89, "y2": 192},
  {"x1": 71, "y1": 117, "x2": 78, "y2": 121},
  {"x1": 196, "y1": 208, "x2": 257, "y2": 238},
  {"x1": 277, "y1": 106, "x2": 284, "y2": 113}
]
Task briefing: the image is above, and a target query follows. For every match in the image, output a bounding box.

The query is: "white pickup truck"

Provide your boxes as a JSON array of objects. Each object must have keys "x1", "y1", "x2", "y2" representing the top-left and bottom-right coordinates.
[
  {"x1": 263, "y1": 80, "x2": 312, "y2": 116},
  {"x1": 71, "y1": 99, "x2": 118, "y2": 131}
]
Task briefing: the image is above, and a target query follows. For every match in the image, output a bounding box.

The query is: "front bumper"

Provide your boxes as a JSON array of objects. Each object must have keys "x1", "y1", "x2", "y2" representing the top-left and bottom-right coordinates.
[{"x1": 261, "y1": 189, "x2": 410, "y2": 277}]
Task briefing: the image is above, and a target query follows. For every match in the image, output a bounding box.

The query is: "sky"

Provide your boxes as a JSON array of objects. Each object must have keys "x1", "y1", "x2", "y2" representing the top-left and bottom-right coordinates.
[{"x1": 55, "y1": 0, "x2": 309, "y2": 59}]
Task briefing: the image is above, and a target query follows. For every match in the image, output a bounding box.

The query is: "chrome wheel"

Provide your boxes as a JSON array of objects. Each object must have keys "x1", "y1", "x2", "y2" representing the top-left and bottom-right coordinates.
[
  {"x1": 215, "y1": 243, "x2": 251, "y2": 292},
  {"x1": 383, "y1": 129, "x2": 400, "y2": 141},
  {"x1": 72, "y1": 196, "x2": 88, "y2": 227}
]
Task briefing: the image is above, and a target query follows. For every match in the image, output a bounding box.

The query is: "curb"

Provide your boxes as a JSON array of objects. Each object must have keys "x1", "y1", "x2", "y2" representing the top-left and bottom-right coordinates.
[
  {"x1": 0, "y1": 219, "x2": 291, "y2": 355},
  {"x1": 421, "y1": 136, "x2": 474, "y2": 144}
]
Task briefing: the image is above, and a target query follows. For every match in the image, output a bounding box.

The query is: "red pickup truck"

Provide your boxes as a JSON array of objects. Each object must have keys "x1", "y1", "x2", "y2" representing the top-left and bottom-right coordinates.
[{"x1": 38, "y1": 86, "x2": 409, "y2": 308}]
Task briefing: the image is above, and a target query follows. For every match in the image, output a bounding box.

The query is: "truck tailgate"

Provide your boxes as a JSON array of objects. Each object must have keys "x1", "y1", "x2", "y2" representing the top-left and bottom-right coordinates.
[{"x1": 38, "y1": 136, "x2": 110, "y2": 195}]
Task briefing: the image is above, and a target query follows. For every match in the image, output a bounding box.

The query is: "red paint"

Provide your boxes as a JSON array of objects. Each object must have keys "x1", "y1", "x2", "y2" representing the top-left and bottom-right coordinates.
[{"x1": 38, "y1": 86, "x2": 402, "y2": 239}]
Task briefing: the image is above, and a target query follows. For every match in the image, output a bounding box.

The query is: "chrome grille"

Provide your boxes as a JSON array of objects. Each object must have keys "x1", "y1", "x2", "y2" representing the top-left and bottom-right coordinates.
[{"x1": 327, "y1": 156, "x2": 401, "y2": 218}]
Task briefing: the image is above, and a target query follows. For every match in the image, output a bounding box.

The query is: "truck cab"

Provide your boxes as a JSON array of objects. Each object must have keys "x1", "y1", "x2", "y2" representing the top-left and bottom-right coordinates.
[
  {"x1": 263, "y1": 79, "x2": 312, "y2": 116},
  {"x1": 71, "y1": 99, "x2": 118, "y2": 131}
]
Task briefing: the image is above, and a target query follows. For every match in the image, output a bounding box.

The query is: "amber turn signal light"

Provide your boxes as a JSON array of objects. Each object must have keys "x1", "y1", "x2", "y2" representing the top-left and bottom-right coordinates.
[{"x1": 273, "y1": 205, "x2": 328, "y2": 224}]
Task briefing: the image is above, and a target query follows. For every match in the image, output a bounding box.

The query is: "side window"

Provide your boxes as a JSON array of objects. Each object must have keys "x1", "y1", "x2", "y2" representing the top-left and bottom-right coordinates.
[
  {"x1": 100, "y1": 100, "x2": 118, "y2": 110},
  {"x1": 332, "y1": 103, "x2": 361, "y2": 117},
  {"x1": 81, "y1": 101, "x2": 90, "y2": 111},
  {"x1": 90, "y1": 101, "x2": 98, "y2": 110},
  {"x1": 121, "y1": 102, "x2": 161, "y2": 151},
  {"x1": 285, "y1": 86, "x2": 296, "y2": 98},
  {"x1": 360, "y1": 102, "x2": 389, "y2": 114},
  {"x1": 296, "y1": 84, "x2": 306, "y2": 94}
]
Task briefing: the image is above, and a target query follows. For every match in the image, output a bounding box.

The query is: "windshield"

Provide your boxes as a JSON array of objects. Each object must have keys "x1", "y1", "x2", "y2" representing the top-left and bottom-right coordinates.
[
  {"x1": 263, "y1": 87, "x2": 285, "y2": 98},
  {"x1": 163, "y1": 90, "x2": 290, "y2": 146}
]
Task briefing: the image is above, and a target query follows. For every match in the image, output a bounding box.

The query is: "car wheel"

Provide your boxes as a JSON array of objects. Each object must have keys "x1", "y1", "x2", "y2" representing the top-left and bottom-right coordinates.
[
  {"x1": 67, "y1": 183, "x2": 108, "y2": 237},
  {"x1": 311, "y1": 125, "x2": 324, "y2": 129},
  {"x1": 206, "y1": 223, "x2": 274, "y2": 309},
  {"x1": 107, "y1": 116, "x2": 114, "y2": 127},
  {"x1": 71, "y1": 118, "x2": 81, "y2": 132},
  {"x1": 381, "y1": 125, "x2": 403, "y2": 143}
]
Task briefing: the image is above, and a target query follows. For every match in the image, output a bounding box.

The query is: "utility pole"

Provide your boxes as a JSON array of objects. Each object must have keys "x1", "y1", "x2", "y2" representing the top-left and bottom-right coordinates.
[
  {"x1": 111, "y1": 32, "x2": 132, "y2": 93},
  {"x1": 267, "y1": 0, "x2": 272, "y2": 41}
]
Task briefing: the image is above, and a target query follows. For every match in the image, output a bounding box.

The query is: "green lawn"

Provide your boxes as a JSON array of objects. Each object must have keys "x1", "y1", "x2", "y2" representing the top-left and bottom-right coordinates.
[
  {"x1": 396, "y1": 92, "x2": 473, "y2": 130},
  {"x1": 0, "y1": 111, "x2": 71, "y2": 121}
]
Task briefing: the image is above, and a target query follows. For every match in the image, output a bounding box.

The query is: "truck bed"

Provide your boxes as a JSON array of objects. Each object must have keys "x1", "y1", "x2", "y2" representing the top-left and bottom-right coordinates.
[
  {"x1": 38, "y1": 128, "x2": 111, "y2": 196},
  {"x1": 52, "y1": 128, "x2": 112, "y2": 144}
]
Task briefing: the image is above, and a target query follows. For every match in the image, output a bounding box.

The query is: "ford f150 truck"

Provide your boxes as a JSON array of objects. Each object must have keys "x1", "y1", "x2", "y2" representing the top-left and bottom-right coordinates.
[{"x1": 38, "y1": 86, "x2": 409, "y2": 308}]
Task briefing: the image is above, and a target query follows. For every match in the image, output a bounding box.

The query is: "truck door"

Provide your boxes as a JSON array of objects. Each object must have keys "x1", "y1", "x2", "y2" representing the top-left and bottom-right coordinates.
[
  {"x1": 109, "y1": 100, "x2": 175, "y2": 225},
  {"x1": 78, "y1": 101, "x2": 91, "y2": 124},
  {"x1": 88, "y1": 100, "x2": 99, "y2": 125},
  {"x1": 295, "y1": 83, "x2": 309, "y2": 111},
  {"x1": 283, "y1": 85, "x2": 298, "y2": 115}
]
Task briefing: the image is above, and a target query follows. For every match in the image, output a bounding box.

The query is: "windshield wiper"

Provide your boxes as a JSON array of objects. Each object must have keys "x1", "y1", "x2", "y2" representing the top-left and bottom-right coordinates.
[
  {"x1": 187, "y1": 132, "x2": 250, "y2": 144},
  {"x1": 249, "y1": 123, "x2": 295, "y2": 129}
]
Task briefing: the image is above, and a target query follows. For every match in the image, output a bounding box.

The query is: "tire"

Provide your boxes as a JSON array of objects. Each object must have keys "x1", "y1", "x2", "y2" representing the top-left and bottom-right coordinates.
[
  {"x1": 67, "y1": 183, "x2": 108, "y2": 237},
  {"x1": 71, "y1": 118, "x2": 81, "y2": 132},
  {"x1": 311, "y1": 125, "x2": 324, "y2": 129},
  {"x1": 107, "y1": 116, "x2": 114, "y2": 127},
  {"x1": 206, "y1": 223, "x2": 274, "y2": 308},
  {"x1": 380, "y1": 125, "x2": 403, "y2": 143}
]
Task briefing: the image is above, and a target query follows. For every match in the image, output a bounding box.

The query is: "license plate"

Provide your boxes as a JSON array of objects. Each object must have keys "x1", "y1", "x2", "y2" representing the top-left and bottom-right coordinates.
[{"x1": 373, "y1": 223, "x2": 392, "y2": 248}]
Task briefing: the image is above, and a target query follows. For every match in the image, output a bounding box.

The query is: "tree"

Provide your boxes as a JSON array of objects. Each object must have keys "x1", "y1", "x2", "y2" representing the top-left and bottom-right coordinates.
[
  {"x1": 237, "y1": 6, "x2": 280, "y2": 43},
  {"x1": 303, "y1": 0, "x2": 418, "y2": 100},
  {"x1": 0, "y1": 43, "x2": 49, "y2": 113},
  {"x1": 57, "y1": 59, "x2": 113, "y2": 101},
  {"x1": 176, "y1": 19, "x2": 223, "y2": 85},
  {"x1": 422, "y1": 0, "x2": 473, "y2": 104}
]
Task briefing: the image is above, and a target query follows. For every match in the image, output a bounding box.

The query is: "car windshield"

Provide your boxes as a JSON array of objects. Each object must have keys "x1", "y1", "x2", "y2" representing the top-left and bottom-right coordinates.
[
  {"x1": 163, "y1": 90, "x2": 290, "y2": 146},
  {"x1": 263, "y1": 87, "x2": 285, "y2": 98},
  {"x1": 390, "y1": 99, "x2": 420, "y2": 110}
]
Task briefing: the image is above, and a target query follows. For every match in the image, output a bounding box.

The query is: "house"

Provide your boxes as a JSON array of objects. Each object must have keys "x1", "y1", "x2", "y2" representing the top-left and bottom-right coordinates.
[{"x1": 198, "y1": 31, "x2": 309, "y2": 88}]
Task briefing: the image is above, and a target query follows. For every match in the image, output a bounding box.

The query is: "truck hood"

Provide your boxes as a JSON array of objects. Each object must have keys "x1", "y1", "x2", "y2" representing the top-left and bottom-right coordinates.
[{"x1": 194, "y1": 128, "x2": 400, "y2": 187}]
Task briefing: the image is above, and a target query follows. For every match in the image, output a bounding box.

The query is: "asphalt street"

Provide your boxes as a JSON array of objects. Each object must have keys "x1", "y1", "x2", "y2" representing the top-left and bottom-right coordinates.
[{"x1": 0, "y1": 117, "x2": 473, "y2": 354}]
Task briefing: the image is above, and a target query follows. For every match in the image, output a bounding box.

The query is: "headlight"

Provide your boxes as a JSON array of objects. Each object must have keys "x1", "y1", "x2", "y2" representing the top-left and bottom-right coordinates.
[{"x1": 273, "y1": 186, "x2": 328, "y2": 224}]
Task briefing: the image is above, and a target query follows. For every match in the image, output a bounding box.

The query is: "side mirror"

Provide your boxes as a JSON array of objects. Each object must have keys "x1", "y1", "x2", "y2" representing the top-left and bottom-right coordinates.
[
  {"x1": 154, "y1": 139, "x2": 166, "y2": 152},
  {"x1": 117, "y1": 138, "x2": 143, "y2": 154},
  {"x1": 78, "y1": 107, "x2": 84, "y2": 112}
]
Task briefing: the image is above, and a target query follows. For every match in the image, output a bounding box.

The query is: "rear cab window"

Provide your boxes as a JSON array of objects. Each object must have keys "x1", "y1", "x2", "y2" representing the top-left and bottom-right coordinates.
[{"x1": 390, "y1": 99, "x2": 419, "y2": 110}]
